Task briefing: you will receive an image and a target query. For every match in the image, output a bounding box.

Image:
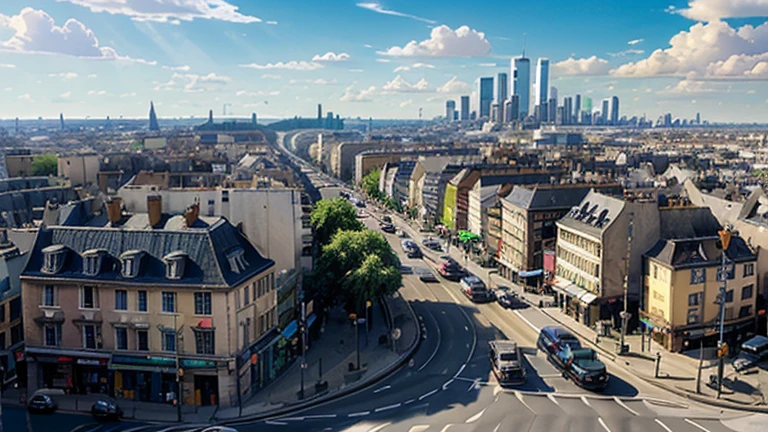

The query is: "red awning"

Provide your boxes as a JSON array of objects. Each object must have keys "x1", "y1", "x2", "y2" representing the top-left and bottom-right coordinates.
[{"x1": 198, "y1": 318, "x2": 213, "y2": 328}]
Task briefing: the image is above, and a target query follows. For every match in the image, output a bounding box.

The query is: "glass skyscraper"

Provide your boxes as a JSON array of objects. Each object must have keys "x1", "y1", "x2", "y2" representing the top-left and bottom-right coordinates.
[
  {"x1": 478, "y1": 77, "x2": 494, "y2": 119},
  {"x1": 512, "y1": 57, "x2": 530, "y2": 119},
  {"x1": 535, "y1": 58, "x2": 550, "y2": 107}
]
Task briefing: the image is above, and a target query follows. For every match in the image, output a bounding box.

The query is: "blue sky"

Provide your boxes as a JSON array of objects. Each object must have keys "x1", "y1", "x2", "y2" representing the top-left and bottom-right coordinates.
[{"x1": 1, "y1": 0, "x2": 767, "y2": 122}]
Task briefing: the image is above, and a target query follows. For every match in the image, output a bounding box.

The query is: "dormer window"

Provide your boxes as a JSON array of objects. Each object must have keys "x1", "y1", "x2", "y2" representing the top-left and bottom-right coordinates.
[
  {"x1": 164, "y1": 251, "x2": 187, "y2": 280},
  {"x1": 41, "y1": 245, "x2": 68, "y2": 274},
  {"x1": 82, "y1": 249, "x2": 106, "y2": 276},
  {"x1": 226, "y1": 247, "x2": 248, "y2": 274},
  {"x1": 120, "y1": 250, "x2": 144, "y2": 279}
]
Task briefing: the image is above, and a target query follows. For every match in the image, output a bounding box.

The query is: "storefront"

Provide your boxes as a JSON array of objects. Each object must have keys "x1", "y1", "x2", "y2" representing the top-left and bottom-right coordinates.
[
  {"x1": 26, "y1": 347, "x2": 110, "y2": 395},
  {"x1": 552, "y1": 279, "x2": 599, "y2": 327}
]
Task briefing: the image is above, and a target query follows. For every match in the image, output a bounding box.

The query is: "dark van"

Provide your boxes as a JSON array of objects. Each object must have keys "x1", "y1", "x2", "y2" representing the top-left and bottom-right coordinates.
[
  {"x1": 733, "y1": 335, "x2": 768, "y2": 372},
  {"x1": 537, "y1": 325, "x2": 582, "y2": 356}
]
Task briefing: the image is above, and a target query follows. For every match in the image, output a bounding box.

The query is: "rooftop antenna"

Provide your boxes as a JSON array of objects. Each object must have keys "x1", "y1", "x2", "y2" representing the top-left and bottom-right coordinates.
[{"x1": 522, "y1": 33, "x2": 527, "y2": 58}]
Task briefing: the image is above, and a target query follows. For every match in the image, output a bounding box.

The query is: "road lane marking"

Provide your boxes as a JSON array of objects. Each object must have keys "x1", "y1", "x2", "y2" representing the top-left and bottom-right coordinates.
[
  {"x1": 304, "y1": 414, "x2": 337, "y2": 419},
  {"x1": 655, "y1": 419, "x2": 674, "y2": 432},
  {"x1": 464, "y1": 326, "x2": 469, "y2": 331},
  {"x1": 404, "y1": 399, "x2": 415, "y2": 404},
  {"x1": 375, "y1": 403, "x2": 402, "y2": 412},
  {"x1": 581, "y1": 395, "x2": 592, "y2": 407},
  {"x1": 266, "y1": 420, "x2": 288, "y2": 425},
  {"x1": 419, "y1": 389, "x2": 438, "y2": 400},
  {"x1": 598, "y1": 418, "x2": 612, "y2": 432},
  {"x1": 515, "y1": 391, "x2": 536, "y2": 413},
  {"x1": 466, "y1": 377, "x2": 481, "y2": 392},
  {"x1": 465, "y1": 407, "x2": 487, "y2": 423},
  {"x1": 280, "y1": 417, "x2": 305, "y2": 421},
  {"x1": 613, "y1": 397, "x2": 639, "y2": 415},
  {"x1": 373, "y1": 385, "x2": 391, "y2": 393},
  {"x1": 417, "y1": 311, "x2": 441, "y2": 372},
  {"x1": 547, "y1": 393, "x2": 560, "y2": 406},
  {"x1": 685, "y1": 419, "x2": 713, "y2": 432},
  {"x1": 454, "y1": 364, "x2": 466, "y2": 377},
  {"x1": 493, "y1": 422, "x2": 502, "y2": 432},
  {"x1": 442, "y1": 379, "x2": 454, "y2": 390},
  {"x1": 440, "y1": 426, "x2": 454, "y2": 432},
  {"x1": 513, "y1": 310, "x2": 540, "y2": 332},
  {"x1": 348, "y1": 411, "x2": 370, "y2": 417},
  {"x1": 368, "y1": 423, "x2": 392, "y2": 432},
  {"x1": 409, "y1": 426, "x2": 430, "y2": 432}
]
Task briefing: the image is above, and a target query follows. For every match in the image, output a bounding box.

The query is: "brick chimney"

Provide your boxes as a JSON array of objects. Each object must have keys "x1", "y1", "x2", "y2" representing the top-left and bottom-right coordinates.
[
  {"x1": 147, "y1": 194, "x2": 162, "y2": 228},
  {"x1": 184, "y1": 199, "x2": 200, "y2": 228},
  {"x1": 106, "y1": 197, "x2": 123, "y2": 225}
]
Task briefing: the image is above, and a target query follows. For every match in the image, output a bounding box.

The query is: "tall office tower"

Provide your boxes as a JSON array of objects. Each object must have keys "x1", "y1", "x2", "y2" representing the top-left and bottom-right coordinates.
[
  {"x1": 601, "y1": 99, "x2": 610, "y2": 124},
  {"x1": 549, "y1": 86, "x2": 558, "y2": 103},
  {"x1": 478, "y1": 77, "x2": 494, "y2": 119},
  {"x1": 548, "y1": 97, "x2": 557, "y2": 124},
  {"x1": 446, "y1": 100, "x2": 456, "y2": 121},
  {"x1": 60, "y1": 113, "x2": 65, "y2": 131},
  {"x1": 504, "y1": 100, "x2": 513, "y2": 122},
  {"x1": 535, "y1": 58, "x2": 550, "y2": 108},
  {"x1": 593, "y1": 111, "x2": 601, "y2": 125},
  {"x1": 583, "y1": 97, "x2": 592, "y2": 114},
  {"x1": 509, "y1": 94, "x2": 520, "y2": 122},
  {"x1": 556, "y1": 106, "x2": 564, "y2": 125},
  {"x1": 537, "y1": 101, "x2": 548, "y2": 123},
  {"x1": 696, "y1": 112, "x2": 701, "y2": 125},
  {"x1": 496, "y1": 72, "x2": 508, "y2": 121},
  {"x1": 512, "y1": 56, "x2": 531, "y2": 119},
  {"x1": 148, "y1": 101, "x2": 159, "y2": 131},
  {"x1": 317, "y1": 104, "x2": 323, "y2": 127},
  {"x1": 610, "y1": 96, "x2": 619, "y2": 126},
  {"x1": 574, "y1": 94, "x2": 581, "y2": 124},
  {"x1": 491, "y1": 103, "x2": 500, "y2": 123},
  {"x1": 563, "y1": 97, "x2": 572, "y2": 125},
  {"x1": 460, "y1": 96, "x2": 470, "y2": 120}
]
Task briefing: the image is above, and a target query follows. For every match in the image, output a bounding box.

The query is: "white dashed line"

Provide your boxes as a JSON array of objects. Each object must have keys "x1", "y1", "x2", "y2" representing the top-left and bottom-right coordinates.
[
  {"x1": 373, "y1": 385, "x2": 391, "y2": 393},
  {"x1": 465, "y1": 407, "x2": 486, "y2": 423},
  {"x1": 348, "y1": 411, "x2": 370, "y2": 417},
  {"x1": 685, "y1": 419, "x2": 713, "y2": 432},
  {"x1": 581, "y1": 395, "x2": 592, "y2": 407},
  {"x1": 375, "y1": 403, "x2": 402, "y2": 412},
  {"x1": 368, "y1": 423, "x2": 392, "y2": 432},
  {"x1": 654, "y1": 419, "x2": 674, "y2": 432},
  {"x1": 454, "y1": 364, "x2": 466, "y2": 377},
  {"x1": 265, "y1": 420, "x2": 288, "y2": 426},
  {"x1": 514, "y1": 310, "x2": 540, "y2": 332},
  {"x1": 613, "y1": 397, "x2": 639, "y2": 415},
  {"x1": 303, "y1": 414, "x2": 337, "y2": 419},
  {"x1": 419, "y1": 389, "x2": 438, "y2": 400},
  {"x1": 598, "y1": 418, "x2": 612, "y2": 432},
  {"x1": 547, "y1": 393, "x2": 560, "y2": 406},
  {"x1": 515, "y1": 391, "x2": 536, "y2": 414},
  {"x1": 464, "y1": 326, "x2": 469, "y2": 331},
  {"x1": 404, "y1": 399, "x2": 415, "y2": 404},
  {"x1": 442, "y1": 379, "x2": 454, "y2": 390}
]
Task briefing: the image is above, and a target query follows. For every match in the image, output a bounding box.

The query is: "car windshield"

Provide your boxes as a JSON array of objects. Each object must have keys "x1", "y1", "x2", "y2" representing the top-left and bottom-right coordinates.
[{"x1": 500, "y1": 352, "x2": 518, "y2": 361}]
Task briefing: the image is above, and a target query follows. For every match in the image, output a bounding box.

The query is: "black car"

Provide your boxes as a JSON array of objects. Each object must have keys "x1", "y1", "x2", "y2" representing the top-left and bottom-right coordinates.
[
  {"x1": 382, "y1": 215, "x2": 392, "y2": 223},
  {"x1": 554, "y1": 347, "x2": 609, "y2": 391},
  {"x1": 91, "y1": 399, "x2": 123, "y2": 421},
  {"x1": 421, "y1": 239, "x2": 442, "y2": 251},
  {"x1": 401, "y1": 240, "x2": 422, "y2": 258},
  {"x1": 733, "y1": 335, "x2": 768, "y2": 372},
  {"x1": 415, "y1": 267, "x2": 438, "y2": 282},
  {"x1": 493, "y1": 289, "x2": 516, "y2": 308},
  {"x1": 27, "y1": 394, "x2": 57, "y2": 414},
  {"x1": 380, "y1": 223, "x2": 396, "y2": 233},
  {"x1": 537, "y1": 325, "x2": 582, "y2": 356}
]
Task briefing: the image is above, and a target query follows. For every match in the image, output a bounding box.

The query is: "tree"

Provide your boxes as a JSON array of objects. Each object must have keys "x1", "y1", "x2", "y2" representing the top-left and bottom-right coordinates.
[
  {"x1": 313, "y1": 230, "x2": 401, "y2": 311},
  {"x1": 360, "y1": 169, "x2": 383, "y2": 200},
  {"x1": 310, "y1": 198, "x2": 364, "y2": 246},
  {"x1": 31, "y1": 154, "x2": 58, "y2": 176}
]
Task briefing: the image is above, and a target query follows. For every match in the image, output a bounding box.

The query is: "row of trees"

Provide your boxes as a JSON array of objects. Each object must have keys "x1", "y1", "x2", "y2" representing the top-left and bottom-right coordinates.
[
  {"x1": 360, "y1": 169, "x2": 401, "y2": 212},
  {"x1": 309, "y1": 198, "x2": 402, "y2": 313}
]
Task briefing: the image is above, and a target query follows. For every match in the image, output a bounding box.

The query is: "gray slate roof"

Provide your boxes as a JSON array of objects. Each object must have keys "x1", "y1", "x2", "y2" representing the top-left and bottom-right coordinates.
[
  {"x1": 645, "y1": 235, "x2": 755, "y2": 269},
  {"x1": 557, "y1": 189, "x2": 625, "y2": 238},
  {"x1": 504, "y1": 186, "x2": 593, "y2": 211}
]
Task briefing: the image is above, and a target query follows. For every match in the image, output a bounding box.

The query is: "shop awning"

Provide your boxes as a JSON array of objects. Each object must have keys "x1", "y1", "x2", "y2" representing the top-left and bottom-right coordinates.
[
  {"x1": 565, "y1": 284, "x2": 586, "y2": 298},
  {"x1": 639, "y1": 317, "x2": 656, "y2": 329},
  {"x1": 282, "y1": 320, "x2": 298, "y2": 339},
  {"x1": 579, "y1": 292, "x2": 598, "y2": 305},
  {"x1": 519, "y1": 269, "x2": 543, "y2": 278}
]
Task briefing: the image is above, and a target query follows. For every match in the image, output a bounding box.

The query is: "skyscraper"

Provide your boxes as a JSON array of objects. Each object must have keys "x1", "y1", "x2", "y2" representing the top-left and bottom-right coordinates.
[
  {"x1": 574, "y1": 94, "x2": 581, "y2": 123},
  {"x1": 478, "y1": 77, "x2": 494, "y2": 119},
  {"x1": 509, "y1": 94, "x2": 520, "y2": 122},
  {"x1": 601, "y1": 99, "x2": 610, "y2": 125},
  {"x1": 60, "y1": 113, "x2": 65, "y2": 131},
  {"x1": 549, "y1": 86, "x2": 558, "y2": 103},
  {"x1": 512, "y1": 56, "x2": 530, "y2": 119},
  {"x1": 460, "y1": 96, "x2": 470, "y2": 121},
  {"x1": 446, "y1": 100, "x2": 456, "y2": 121},
  {"x1": 610, "y1": 96, "x2": 619, "y2": 126},
  {"x1": 535, "y1": 58, "x2": 550, "y2": 108},
  {"x1": 563, "y1": 97, "x2": 573, "y2": 125},
  {"x1": 496, "y1": 72, "x2": 508, "y2": 121},
  {"x1": 548, "y1": 97, "x2": 557, "y2": 124},
  {"x1": 148, "y1": 101, "x2": 159, "y2": 131}
]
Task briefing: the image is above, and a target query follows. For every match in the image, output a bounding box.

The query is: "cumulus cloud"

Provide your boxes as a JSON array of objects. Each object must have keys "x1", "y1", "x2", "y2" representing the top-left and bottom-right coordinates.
[
  {"x1": 382, "y1": 75, "x2": 430, "y2": 93},
  {"x1": 627, "y1": 39, "x2": 644, "y2": 45},
  {"x1": 49, "y1": 72, "x2": 78, "y2": 80},
  {"x1": 356, "y1": 2, "x2": 435, "y2": 24},
  {"x1": 239, "y1": 61, "x2": 323, "y2": 71},
  {"x1": 612, "y1": 20, "x2": 768, "y2": 78},
  {"x1": 87, "y1": 73, "x2": 98, "y2": 78},
  {"x1": 608, "y1": 49, "x2": 644, "y2": 57},
  {"x1": 0, "y1": 8, "x2": 155, "y2": 63},
  {"x1": 120, "y1": 92, "x2": 136, "y2": 98},
  {"x1": 17, "y1": 93, "x2": 33, "y2": 102},
  {"x1": 0, "y1": 63, "x2": 15, "y2": 68},
  {"x1": 289, "y1": 78, "x2": 338, "y2": 85},
  {"x1": 436, "y1": 76, "x2": 471, "y2": 93},
  {"x1": 266, "y1": 20, "x2": 278, "y2": 25},
  {"x1": 236, "y1": 89, "x2": 281, "y2": 97},
  {"x1": 57, "y1": 0, "x2": 261, "y2": 24},
  {"x1": 393, "y1": 62, "x2": 435, "y2": 72},
  {"x1": 155, "y1": 72, "x2": 230, "y2": 92},
  {"x1": 381, "y1": 25, "x2": 491, "y2": 57},
  {"x1": 340, "y1": 83, "x2": 376, "y2": 102},
  {"x1": 58, "y1": 91, "x2": 72, "y2": 98},
  {"x1": 658, "y1": 80, "x2": 719, "y2": 94},
  {"x1": 553, "y1": 56, "x2": 610, "y2": 75},
  {"x1": 677, "y1": 0, "x2": 768, "y2": 21},
  {"x1": 399, "y1": 99, "x2": 413, "y2": 108},
  {"x1": 312, "y1": 52, "x2": 350, "y2": 62},
  {"x1": 87, "y1": 90, "x2": 108, "y2": 95},
  {"x1": 162, "y1": 65, "x2": 191, "y2": 72}
]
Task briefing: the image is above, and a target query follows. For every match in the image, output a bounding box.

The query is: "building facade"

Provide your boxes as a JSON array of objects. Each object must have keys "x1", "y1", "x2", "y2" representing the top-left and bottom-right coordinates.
[
  {"x1": 512, "y1": 57, "x2": 530, "y2": 119},
  {"x1": 0, "y1": 230, "x2": 25, "y2": 386},
  {"x1": 478, "y1": 77, "x2": 494, "y2": 119}
]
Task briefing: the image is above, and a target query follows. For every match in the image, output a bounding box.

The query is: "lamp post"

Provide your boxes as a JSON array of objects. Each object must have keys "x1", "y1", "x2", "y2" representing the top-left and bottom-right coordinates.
[
  {"x1": 716, "y1": 228, "x2": 732, "y2": 399},
  {"x1": 619, "y1": 213, "x2": 634, "y2": 355},
  {"x1": 299, "y1": 301, "x2": 307, "y2": 400},
  {"x1": 173, "y1": 313, "x2": 183, "y2": 422}
]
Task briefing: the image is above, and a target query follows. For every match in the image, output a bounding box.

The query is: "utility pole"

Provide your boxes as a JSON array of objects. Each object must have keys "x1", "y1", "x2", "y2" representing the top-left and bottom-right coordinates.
[
  {"x1": 299, "y1": 301, "x2": 306, "y2": 399},
  {"x1": 620, "y1": 213, "x2": 634, "y2": 355},
  {"x1": 716, "y1": 228, "x2": 732, "y2": 399},
  {"x1": 174, "y1": 313, "x2": 183, "y2": 422}
]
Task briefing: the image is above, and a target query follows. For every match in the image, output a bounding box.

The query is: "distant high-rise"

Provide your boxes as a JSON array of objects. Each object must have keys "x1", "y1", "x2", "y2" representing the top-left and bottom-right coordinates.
[
  {"x1": 446, "y1": 100, "x2": 456, "y2": 121},
  {"x1": 548, "y1": 97, "x2": 557, "y2": 124},
  {"x1": 574, "y1": 94, "x2": 581, "y2": 123},
  {"x1": 535, "y1": 58, "x2": 550, "y2": 107},
  {"x1": 317, "y1": 104, "x2": 323, "y2": 127},
  {"x1": 601, "y1": 99, "x2": 610, "y2": 124},
  {"x1": 512, "y1": 56, "x2": 531, "y2": 119},
  {"x1": 478, "y1": 77, "x2": 494, "y2": 119},
  {"x1": 252, "y1": 113, "x2": 258, "y2": 124},
  {"x1": 60, "y1": 113, "x2": 65, "y2": 131},
  {"x1": 495, "y1": 72, "x2": 508, "y2": 120},
  {"x1": 509, "y1": 95, "x2": 520, "y2": 122},
  {"x1": 563, "y1": 97, "x2": 573, "y2": 125},
  {"x1": 549, "y1": 86, "x2": 558, "y2": 103},
  {"x1": 148, "y1": 101, "x2": 159, "y2": 131},
  {"x1": 491, "y1": 102, "x2": 500, "y2": 123},
  {"x1": 460, "y1": 96, "x2": 470, "y2": 121},
  {"x1": 696, "y1": 112, "x2": 701, "y2": 125},
  {"x1": 610, "y1": 96, "x2": 619, "y2": 126}
]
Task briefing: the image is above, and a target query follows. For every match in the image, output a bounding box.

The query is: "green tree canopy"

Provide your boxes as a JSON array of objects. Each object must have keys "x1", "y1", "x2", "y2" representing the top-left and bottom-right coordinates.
[
  {"x1": 31, "y1": 154, "x2": 58, "y2": 176},
  {"x1": 310, "y1": 198, "x2": 364, "y2": 246},
  {"x1": 313, "y1": 229, "x2": 401, "y2": 311},
  {"x1": 360, "y1": 169, "x2": 383, "y2": 200}
]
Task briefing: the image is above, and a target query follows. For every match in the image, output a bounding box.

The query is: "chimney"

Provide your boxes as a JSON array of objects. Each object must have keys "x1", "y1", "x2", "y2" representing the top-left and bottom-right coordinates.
[
  {"x1": 106, "y1": 197, "x2": 123, "y2": 225},
  {"x1": 147, "y1": 194, "x2": 162, "y2": 228},
  {"x1": 184, "y1": 199, "x2": 200, "y2": 228}
]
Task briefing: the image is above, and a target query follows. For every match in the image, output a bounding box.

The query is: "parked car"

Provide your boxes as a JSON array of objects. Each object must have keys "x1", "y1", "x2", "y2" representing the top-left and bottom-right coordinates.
[
  {"x1": 460, "y1": 275, "x2": 493, "y2": 303},
  {"x1": 553, "y1": 347, "x2": 609, "y2": 391},
  {"x1": 489, "y1": 340, "x2": 526, "y2": 385},
  {"x1": 537, "y1": 325, "x2": 582, "y2": 356},
  {"x1": 437, "y1": 258, "x2": 463, "y2": 281},
  {"x1": 382, "y1": 215, "x2": 392, "y2": 223},
  {"x1": 493, "y1": 288, "x2": 517, "y2": 309},
  {"x1": 733, "y1": 335, "x2": 768, "y2": 372},
  {"x1": 415, "y1": 267, "x2": 438, "y2": 282},
  {"x1": 380, "y1": 223, "x2": 396, "y2": 233},
  {"x1": 27, "y1": 394, "x2": 57, "y2": 414},
  {"x1": 401, "y1": 240, "x2": 422, "y2": 258},
  {"x1": 396, "y1": 230, "x2": 409, "y2": 238},
  {"x1": 91, "y1": 399, "x2": 123, "y2": 421},
  {"x1": 421, "y1": 239, "x2": 442, "y2": 251},
  {"x1": 355, "y1": 201, "x2": 366, "y2": 208}
]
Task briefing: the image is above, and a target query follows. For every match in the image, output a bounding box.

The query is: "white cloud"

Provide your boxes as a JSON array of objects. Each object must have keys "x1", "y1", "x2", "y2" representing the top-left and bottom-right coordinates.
[
  {"x1": 608, "y1": 49, "x2": 644, "y2": 57},
  {"x1": 87, "y1": 90, "x2": 108, "y2": 95},
  {"x1": 553, "y1": 56, "x2": 610, "y2": 75},
  {"x1": 239, "y1": 61, "x2": 323, "y2": 71},
  {"x1": 17, "y1": 93, "x2": 33, "y2": 101},
  {"x1": 155, "y1": 72, "x2": 230, "y2": 92},
  {"x1": 393, "y1": 62, "x2": 435, "y2": 72},
  {"x1": 627, "y1": 39, "x2": 644, "y2": 45},
  {"x1": 120, "y1": 92, "x2": 136, "y2": 98},
  {"x1": 381, "y1": 25, "x2": 491, "y2": 57},
  {"x1": 57, "y1": 0, "x2": 261, "y2": 24},
  {"x1": 266, "y1": 20, "x2": 278, "y2": 25},
  {"x1": 658, "y1": 79, "x2": 720, "y2": 94},
  {"x1": 289, "y1": 78, "x2": 338, "y2": 85},
  {"x1": 376, "y1": 58, "x2": 391, "y2": 63},
  {"x1": 677, "y1": 0, "x2": 768, "y2": 21},
  {"x1": 162, "y1": 65, "x2": 191, "y2": 72},
  {"x1": 363, "y1": 44, "x2": 373, "y2": 48},
  {"x1": 436, "y1": 76, "x2": 471, "y2": 93},
  {"x1": 349, "y1": 68, "x2": 364, "y2": 73},
  {"x1": 87, "y1": 73, "x2": 98, "y2": 78},
  {"x1": 747, "y1": 89, "x2": 757, "y2": 94},
  {"x1": 477, "y1": 62, "x2": 496, "y2": 67},
  {"x1": 0, "y1": 8, "x2": 155, "y2": 64},
  {"x1": 356, "y1": 2, "x2": 435, "y2": 24},
  {"x1": 58, "y1": 91, "x2": 71, "y2": 98},
  {"x1": 612, "y1": 20, "x2": 768, "y2": 78},
  {"x1": 0, "y1": 63, "x2": 15, "y2": 68},
  {"x1": 340, "y1": 84, "x2": 376, "y2": 102},
  {"x1": 382, "y1": 75, "x2": 430, "y2": 93},
  {"x1": 312, "y1": 52, "x2": 350, "y2": 62},
  {"x1": 236, "y1": 89, "x2": 281, "y2": 96},
  {"x1": 3, "y1": 87, "x2": 12, "y2": 91},
  {"x1": 49, "y1": 72, "x2": 78, "y2": 80},
  {"x1": 260, "y1": 74, "x2": 281, "y2": 80},
  {"x1": 399, "y1": 99, "x2": 413, "y2": 108}
]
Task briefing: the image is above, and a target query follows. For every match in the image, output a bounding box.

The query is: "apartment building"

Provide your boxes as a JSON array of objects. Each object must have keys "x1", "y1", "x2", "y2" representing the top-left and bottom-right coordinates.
[{"x1": 0, "y1": 230, "x2": 25, "y2": 385}]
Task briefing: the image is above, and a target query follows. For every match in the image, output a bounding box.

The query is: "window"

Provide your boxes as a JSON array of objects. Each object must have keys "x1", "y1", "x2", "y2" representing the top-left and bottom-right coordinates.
[
  {"x1": 227, "y1": 247, "x2": 248, "y2": 274},
  {"x1": 83, "y1": 325, "x2": 97, "y2": 349},
  {"x1": 688, "y1": 292, "x2": 700, "y2": 306},
  {"x1": 41, "y1": 246, "x2": 67, "y2": 274},
  {"x1": 115, "y1": 327, "x2": 128, "y2": 350},
  {"x1": 10, "y1": 324, "x2": 21, "y2": 345},
  {"x1": 244, "y1": 285, "x2": 250, "y2": 305},
  {"x1": 725, "y1": 289, "x2": 734, "y2": 303},
  {"x1": 194, "y1": 292, "x2": 212, "y2": 315},
  {"x1": 744, "y1": 263, "x2": 755, "y2": 277},
  {"x1": 0, "y1": 304, "x2": 4, "y2": 322},
  {"x1": 0, "y1": 332, "x2": 5, "y2": 350},
  {"x1": 44, "y1": 324, "x2": 61, "y2": 347},
  {"x1": 242, "y1": 318, "x2": 250, "y2": 348},
  {"x1": 717, "y1": 263, "x2": 735, "y2": 281},
  {"x1": 164, "y1": 252, "x2": 187, "y2": 280},
  {"x1": 690, "y1": 268, "x2": 706, "y2": 285},
  {"x1": 115, "y1": 290, "x2": 128, "y2": 310},
  {"x1": 43, "y1": 285, "x2": 56, "y2": 307},
  {"x1": 9, "y1": 298, "x2": 20, "y2": 320},
  {"x1": 687, "y1": 309, "x2": 700, "y2": 325},
  {"x1": 80, "y1": 286, "x2": 98, "y2": 309},
  {"x1": 162, "y1": 292, "x2": 176, "y2": 313},
  {"x1": 742, "y1": 284, "x2": 754, "y2": 301},
  {"x1": 162, "y1": 331, "x2": 176, "y2": 352},
  {"x1": 82, "y1": 250, "x2": 104, "y2": 276},
  {"x1": 194, "y1": 330, "x2": 215, "y2": 355},
  {"x1": 137, "y1": 330, "x2": 149, "y2": 351},
  {"x1": 137, "y1": 291, "x2": 147, "y2": 312},
  {"x1": 739, "y1": 305, "x2": 753, "y2": 318},
  {"x1": 259, "y1": 314, "x2": 266, "y2": 335},
  {"x1": 653, "y1": 264, "x2": 658, "y2": 279}
]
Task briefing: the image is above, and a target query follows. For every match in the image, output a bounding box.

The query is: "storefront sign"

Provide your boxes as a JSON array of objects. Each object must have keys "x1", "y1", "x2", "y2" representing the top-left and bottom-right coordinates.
[{"x1": 77, "y1": 359, "x2": 104, "y2": 366}]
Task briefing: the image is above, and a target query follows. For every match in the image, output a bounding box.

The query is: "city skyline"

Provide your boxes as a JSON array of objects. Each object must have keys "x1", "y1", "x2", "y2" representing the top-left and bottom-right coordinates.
[{"x1": 0, "y1": 1, "x2": 767, "y2": 122}]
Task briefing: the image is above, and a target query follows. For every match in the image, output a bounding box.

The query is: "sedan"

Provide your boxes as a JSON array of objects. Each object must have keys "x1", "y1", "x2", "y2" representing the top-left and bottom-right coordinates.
[
  {"x1": 494, "y1": 290, "x2": 517, "y2": 309},
  {"x1": 422, "y1": 239, "x2": 442, "y2": 251},
  {"x1": 381, "y1": 223, "x2": 396, "y2": 233},
  {"x1": 91, "y1": 399, "x2": 123, "y2": 421},
  {"x1": 27, "y1": 394, "x2": 57, "y2": 414},
  {"x1": 415, "y1": 268, "x2": 438, "y2": 282}
]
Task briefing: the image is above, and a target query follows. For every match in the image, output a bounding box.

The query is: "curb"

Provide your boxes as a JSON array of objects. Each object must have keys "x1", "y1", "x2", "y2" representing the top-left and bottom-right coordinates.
[{"x1": 219, "y1": 290, "x2": 423, "y2": 425}]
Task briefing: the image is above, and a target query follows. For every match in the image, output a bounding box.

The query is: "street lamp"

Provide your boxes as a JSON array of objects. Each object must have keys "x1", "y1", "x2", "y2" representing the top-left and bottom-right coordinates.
[
  {"x1": 619, "y1": 213, "x2": 634, "y2": 355},
  {"x1": 716, "y1": 228, "x2": 732, "y2": 399}
]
